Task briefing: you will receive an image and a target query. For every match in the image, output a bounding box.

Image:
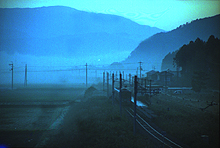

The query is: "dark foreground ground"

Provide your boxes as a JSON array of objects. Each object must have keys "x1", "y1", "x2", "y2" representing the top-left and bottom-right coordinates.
[
  {"x1": 2, "y1": 84, "x2": 218, "y2": 148},
  {"x1": 44, "y1": 95, "x2": 151, "y2": 148},
  {"x1": 0, "y1": 130, "x2": 44, "y2": 148},
  {"x1": 0, "y1": 85, "x2": 151, "y2": 148}
]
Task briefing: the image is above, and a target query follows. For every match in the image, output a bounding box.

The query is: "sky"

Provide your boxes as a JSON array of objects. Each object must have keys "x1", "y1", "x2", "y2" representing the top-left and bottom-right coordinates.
[{"x1": 0, "y1": 0, "x2": 219, "y2": 31}]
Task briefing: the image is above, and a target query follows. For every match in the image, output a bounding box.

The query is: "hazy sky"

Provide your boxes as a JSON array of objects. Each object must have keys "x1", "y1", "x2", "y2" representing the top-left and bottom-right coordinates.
[{"x1": 0, "y1": 0, "x2": 219, "y2": 31}]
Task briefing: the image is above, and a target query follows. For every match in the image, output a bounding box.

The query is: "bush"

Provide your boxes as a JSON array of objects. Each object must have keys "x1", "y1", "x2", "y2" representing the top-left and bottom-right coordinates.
[{"x1": 84, "y1": 86, "x2": 97, "y2": 98}]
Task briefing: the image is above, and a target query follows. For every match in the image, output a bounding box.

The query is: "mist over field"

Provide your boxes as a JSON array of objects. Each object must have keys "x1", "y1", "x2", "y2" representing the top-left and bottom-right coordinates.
[{"x1": 0, "y1": 2, "x2": 219, "y2": 148}]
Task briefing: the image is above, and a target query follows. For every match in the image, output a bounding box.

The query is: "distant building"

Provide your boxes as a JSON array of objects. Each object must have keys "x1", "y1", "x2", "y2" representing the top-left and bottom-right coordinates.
[
  {"x1": 146, "y1": 70, "x2": 175, "y2": 86},
  {"x1": 146, "y1": 70, "x2": 159, "y2": 81},
  {"x1": 159, "y1": 71, "x2": 174, "y2": 86}
]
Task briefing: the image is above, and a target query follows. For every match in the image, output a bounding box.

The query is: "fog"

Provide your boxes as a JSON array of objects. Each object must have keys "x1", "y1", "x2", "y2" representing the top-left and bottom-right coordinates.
[{"x1": 0, "y1": 50, "x2": 134, "y2": 85}]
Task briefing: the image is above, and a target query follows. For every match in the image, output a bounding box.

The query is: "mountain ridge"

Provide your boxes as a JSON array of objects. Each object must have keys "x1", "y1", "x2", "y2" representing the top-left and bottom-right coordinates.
[
  {"x1": 122, "y1": 14, "x2": 220, "y2": 71},
  {"x1": 0, "y1": 6, "x2": 164, "y2": 62}
]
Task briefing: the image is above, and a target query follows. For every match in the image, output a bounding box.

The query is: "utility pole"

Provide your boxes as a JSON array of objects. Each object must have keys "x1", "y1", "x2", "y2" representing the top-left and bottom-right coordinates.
[
  {"x1": 129, "y1": 74, "x2": 131, "y2": 85},
  {"x1": 138, "y1": 61, "x2": 142, "y2": 78},
  {"x1": 129, "y1": 73, "x2": 131, "y2": 90},
  {"x1": 145, "y1": 78, "x2": 147, "y2": 94},
  {"x1": 136, "y1": 67, "x2": 138, "y2": 76},
  {"x1": 149, "y1": 79, "x2": 152, "y2": 105},
  {"x1": 122, "y1": 71, "x2": 124, "y2": 85},
  {"x1": 9, "y1": 62, "x2": 13, "y2": 90},
  {"x1": 85, "y1": 63, "x2": 88, "y2": 88},
  {"x1": 112, "y1": 73, "x2": 114, "y2": 105},
  {"x1": 119, "y1": 73, "x2": 122, "y2": 117},
  {"x1": 134, "y1": 75, "x2": 137, "y2": 135},
  {"x1": 132, "y1": 76, "x2": 134, "y2": 87},
  {"x1": 139, "y1": 61, "x2": 143, "y2": 86},
  {"x1": 24, "y1": 64, "x2": 27, "y2": 87},
  {"x1": 107, "y1": 72, "x2": 109, "y2": 98},
  {"x1": 103, "y1": 72, "x2": 105, "y2": 91}
]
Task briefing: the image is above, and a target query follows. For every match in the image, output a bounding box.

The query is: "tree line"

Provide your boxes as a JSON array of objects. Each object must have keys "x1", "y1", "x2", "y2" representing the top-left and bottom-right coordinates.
[{"x1": 174, "y1": 35, "x2": 220, "y2": 91}]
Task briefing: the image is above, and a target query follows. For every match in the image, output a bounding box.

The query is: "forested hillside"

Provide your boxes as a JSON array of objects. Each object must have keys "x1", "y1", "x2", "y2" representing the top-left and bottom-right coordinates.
[{"x1": 173, "y1": 35, "x2": 220, "y2": 90}]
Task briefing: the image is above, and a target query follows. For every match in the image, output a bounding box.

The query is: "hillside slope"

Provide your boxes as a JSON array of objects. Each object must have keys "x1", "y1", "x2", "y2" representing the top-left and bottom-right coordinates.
[
  {"x1": 0, "y1": 6, "x2": 164, "y2": 60},
  {"x1": 122, "y1": 14, "x2": 220, "y2": 71}
]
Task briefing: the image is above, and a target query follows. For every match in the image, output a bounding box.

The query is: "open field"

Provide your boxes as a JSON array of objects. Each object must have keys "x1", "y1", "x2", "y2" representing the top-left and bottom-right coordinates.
[
  {"x1": 148, "y1": 93, "x2": 219, "y2": 148},
  {"x1": 0, "y1": 83, "x2": 86, "y2": 102},
  {"x1": 0, "y1": 84, "x2": 86, "y2": 147}
]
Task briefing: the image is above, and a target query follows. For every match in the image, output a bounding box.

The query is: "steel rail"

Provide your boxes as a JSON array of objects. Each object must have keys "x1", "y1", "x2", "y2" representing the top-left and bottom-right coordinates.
[
  {"x1": 126, "y1": 108, "x2": 183, "y2": 148},
  {"x1": 128, "y1": 108, "x2": 182, "y2": 148}
]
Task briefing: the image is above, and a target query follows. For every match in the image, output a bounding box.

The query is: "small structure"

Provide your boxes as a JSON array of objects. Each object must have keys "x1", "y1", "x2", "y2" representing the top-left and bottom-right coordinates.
[
  {"x1": 159, "y1": 71, "x2": 174, "y2": 86},
  {"x1": 146, "y1": 70, "x2": 159, "y2": 81}
]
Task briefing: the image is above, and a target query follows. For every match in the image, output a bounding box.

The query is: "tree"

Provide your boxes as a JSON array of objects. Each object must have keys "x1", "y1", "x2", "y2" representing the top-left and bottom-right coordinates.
[
  {"x1": 191, "y1": 71, "x2": 208, "y2": 92},
  {"x1": 174, "y1": 35, "x2": 219, "y2": 89}
]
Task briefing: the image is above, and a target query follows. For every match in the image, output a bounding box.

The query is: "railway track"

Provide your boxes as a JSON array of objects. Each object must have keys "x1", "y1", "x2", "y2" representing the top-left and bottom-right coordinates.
[{"x1": 126, "y1": 107, "x2": 183, "y2": 148}]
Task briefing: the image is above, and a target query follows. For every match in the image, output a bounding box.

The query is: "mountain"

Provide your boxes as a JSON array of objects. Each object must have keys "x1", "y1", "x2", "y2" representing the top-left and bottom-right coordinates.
[
  {"x1": 0, "y1": 6, "x2": 164, "y2": 63},
  {"x1": 122, "y1": 14, "x2": 220, "y2": 71}
]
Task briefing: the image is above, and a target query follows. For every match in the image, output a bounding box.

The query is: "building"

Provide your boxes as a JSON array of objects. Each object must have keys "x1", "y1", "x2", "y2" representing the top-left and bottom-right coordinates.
[
  {"x1": 146, "y1": 70, "x2": 159, "y2": 81},
  {"x1": 146, "y1": 70, "x2": 175, "y2": 86},
  {"x1": 159, "y1": 71, "x2": 174, "y2": 86}
]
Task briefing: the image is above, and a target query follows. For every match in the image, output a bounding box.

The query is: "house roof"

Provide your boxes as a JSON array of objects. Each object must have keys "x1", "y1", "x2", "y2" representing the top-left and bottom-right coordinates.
[
  {"x1": 159, "y1": 71, "x2": 174, "y2": 76},
  {"x1": 146, "y1": 70, "x2": 159, "y2": 75}
]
